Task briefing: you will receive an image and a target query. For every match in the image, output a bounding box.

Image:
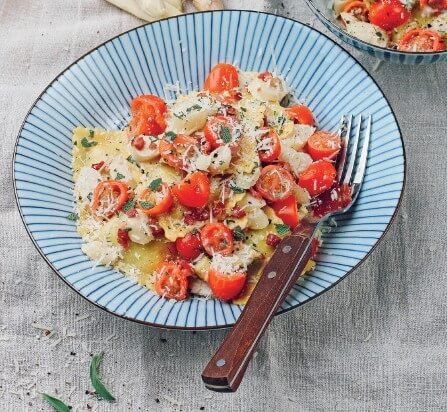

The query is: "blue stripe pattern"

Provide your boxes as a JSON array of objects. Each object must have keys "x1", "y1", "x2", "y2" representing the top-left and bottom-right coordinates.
[
  {"x1": 306, "y1": 0, "x2": 447, "y2": 64},
  {"x1": 13, "y1": 11, "x2": 405, "y2": 329}
]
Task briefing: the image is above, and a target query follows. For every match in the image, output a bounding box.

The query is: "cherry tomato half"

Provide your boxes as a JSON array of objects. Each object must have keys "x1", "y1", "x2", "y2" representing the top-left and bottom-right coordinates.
[
  {"x1": 271, "y1": 195, "x2": 300, "y2": 229},
  {"x1": 258, "y1": 129, "x2": 281, "y2": 162},
  {"x1": 286, "y1": 105, "x2": 315, "y2": 126},
  {"x1": 92, "y1": 181, "x2": 129, "y2": 218},
  {"x1": 154, "y1": 260, "x2": 192, "y2": 301},
  {"x1": 398, "y1": 29, "x2": 446, "y2": 52},
  {"x1": 159, "y1": 134, "x2": 200, "y2": 171},
  {"x1": 175, "y1": 232, "x2": 203, "y2": 260},
  {"x1": 204, "y1": 115, "x2": 242, "y2": 154},
  {"x1": 173, "y1": 171, "x2": 210, "y2": 208},
  {"x1": 298, "y1": 160, "x2": 337, "y2": 197},
  {"x1": 420, "y1": 0, "x2": 447, "y2": 11},
  {"x1": 312, "y1": 184, "x2": 352, "y2": 218},
  {"x1": 204, "y1": 63, "x2": 239, "y2": 93},
  {"x1": 137, "y1": 183, "x2": 173, "y2": 216},
  {"x1": 129, "y1": 94, "x2": 167, "y2": 136},
  {"x1": 201, "y1": 223, "x2": 234, "y2": 256},
  {"x1": 255, "y1": 165, "x2": 295, "y2": 202},
  {"x1": 307, "y1": 131, "x2": 342, "y2": 161},
  {"x1": 368, "y1": 0, "x2": 410, "y2": 31},
  {"x1": 208, "y1": 268, "x2": 247, "y2": 301}
]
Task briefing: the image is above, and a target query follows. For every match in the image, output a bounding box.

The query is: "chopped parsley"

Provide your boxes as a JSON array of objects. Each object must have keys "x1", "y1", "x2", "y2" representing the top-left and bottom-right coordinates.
[
  {"x1": 126, "y1": 155, "x2": 139, "y2": 166},
  {"x1": 122, "y1": 199, "x2": 135, "y2": 212},
  {"x1": 139, "y1": 201, "x2": 154, "y2": 210},
  {"x1": 375, "y1": 31, "x2": 383, "y2": 38},
  {"x1": 232, "y1": 226, "x2": 245, "y2": 241},
  {"x1": 230, "y1": 184, "x2": 245, "y2": 194},
  {"x1": 275, "y1": 223, "x2": 290, "y2": 236},
  {"x1": 165, "y1": 131, "x2": 177, "y2": 141},
  {"x1": 80, "y1": 137, "x2": 98, "y2": 148},
  {"x1": 66, "y1": 212, "x2": 79, "y2": 221},
  {"x1": 173, "y1": 112, "x2": 186, "y2": 120},
  {"x1": 220, "y1": 126, "x2": 232, "y2": 144},
  {"x1": 149, "y1": 178, "x2": 162, "y2": 191},
  {"x1": 186, "y1": 104, "x2": 202, "y2": 112},
  {"x1": 115, "y1": 172, "x2": 125, "y2": 180}
]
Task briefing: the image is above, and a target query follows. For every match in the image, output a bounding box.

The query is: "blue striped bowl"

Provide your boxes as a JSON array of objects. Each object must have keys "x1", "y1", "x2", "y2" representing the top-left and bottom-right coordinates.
[
  {"x1": 13, "y1": 11, "x2": 405, "y2": 329},
  {"x1": 306, "y1": 0, "x2": 447, "y2": 64}
]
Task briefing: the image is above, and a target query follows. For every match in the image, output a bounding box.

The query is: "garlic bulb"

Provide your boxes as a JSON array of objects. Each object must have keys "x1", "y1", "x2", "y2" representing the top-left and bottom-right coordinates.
[{"x1": 105, "y1": 0, "x2": 183, "y2": 22}]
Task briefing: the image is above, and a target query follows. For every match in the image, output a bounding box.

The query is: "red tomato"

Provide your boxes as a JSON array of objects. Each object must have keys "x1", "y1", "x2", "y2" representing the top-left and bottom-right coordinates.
[
  {"x1": 208, "y1": 268, "x2": 247, "y2": 301},
  {"x1": 343, "y1": 1, "x2": 369, "y2": 19},
  {"x1": 286, "y1": 105, "x2": 315, "y2": 126},
  {"x1": 173, "y1": 172, "x2": 210, "y2": 208},
  {"x1": 175, "y1": 232, "x2": 203, "y2": 260},
  {"x1": 368, "y1": 0, "x2": 410, "y2": 31},
  {"x1": 154, "y1": 260, "x2": 192, "y2": 300},
  {"x1": 298, "y1": 160, "x2": 337, "y2": 197},
  {"x1": 137, "y1": 183, "x2": 173, "y2": 216},
  {"x1": 129, "y1": 95, "x2": 167, "y2": 136},
  {"x1": 204, "y1": 63, "x2": 239, "y2": 93},
  {"x1": 258, "y1": 129, "x2": 281, "y2": 162},
  {"x1": 258, "y1": 71, "x2": 273, "y2": 81},
  {"x1": 312, "y1": 184, "x2": 352, "y2": 218},
  {"x1": 255, "y1": 165, "x2": 295, "y2": 202},
  {"x1": 307, "y1": 131, "x2": 342, "y2": 161},
  {"x1": 420, "y1": 0, "x2": 447, "y2": 10},
  {"x1": 92, "y1": 181, "x2": 129, "y2": 218},
  {"x1": 91, "y1": 161, "x2": 105, "y2": 171},
  {"x1": 204, "y1": 115, "x2": 242, "y2": 153},
  {"x1": 117, "y1": 228, "x2": 131, "y2": 249},
  {"x1": 159, "y1": 134, "x2": 200, "y2": 171},
  {"x1": 201, "y1": 223, "x2": 234, "y2": 256},
  {"x1": 271, "y1": 195, "x2": 300, "y2": 229},
  {"x1": 398, "y1": 29, "x2": 446, "y2": 52}
]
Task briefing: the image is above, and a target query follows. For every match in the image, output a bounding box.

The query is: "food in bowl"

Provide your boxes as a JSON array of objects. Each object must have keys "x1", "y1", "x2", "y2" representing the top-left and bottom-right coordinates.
[
  {"x1": 333, "y1": 0, "x2": 446, "y2": 51},
  {"x1": 71, "y1": 64, "x2": 350, "y2": 304}
]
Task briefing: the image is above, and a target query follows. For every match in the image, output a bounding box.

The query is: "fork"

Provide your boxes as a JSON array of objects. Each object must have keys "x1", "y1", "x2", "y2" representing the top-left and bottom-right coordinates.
[{"x1": 201, "y1": 114, "x2": 372, "y2": 392}]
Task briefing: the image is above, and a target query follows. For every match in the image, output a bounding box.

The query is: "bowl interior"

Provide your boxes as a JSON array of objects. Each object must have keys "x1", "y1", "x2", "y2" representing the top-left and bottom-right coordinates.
[{"x1": 13, "y1": 11, "x2": 405, "y2": 329}]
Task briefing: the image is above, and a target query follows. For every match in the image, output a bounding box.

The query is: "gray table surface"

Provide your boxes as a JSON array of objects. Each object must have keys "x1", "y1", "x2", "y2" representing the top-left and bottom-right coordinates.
[{"x1": 1, "y1": 0, "x2": 447, "y2": 411}]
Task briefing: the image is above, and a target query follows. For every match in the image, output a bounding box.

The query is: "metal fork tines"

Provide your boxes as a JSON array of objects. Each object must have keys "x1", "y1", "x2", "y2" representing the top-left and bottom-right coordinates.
[{"x1": 337, "y1": 114, "x2": 372, "y2": 202}]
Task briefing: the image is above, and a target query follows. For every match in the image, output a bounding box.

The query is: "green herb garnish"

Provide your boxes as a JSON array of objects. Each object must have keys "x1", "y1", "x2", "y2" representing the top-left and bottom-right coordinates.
[
  {"x1": 139, "y1": 201, "x2": 154, "y2": 210},
  {"x1": 232, "y1": 226, "x2": 245, "y2": 241},
  {"x1": 41, "y1": 393, "x2": 71, "y2": 412},
  {"x1": 122, "y1": 199, "x2": 135, "y2": 212},
  {"x1": 165, "y1": 131, "x2": 177, "y2": 141},
  {"x1": 81, "y1": 137, "x2": 98, "y2": 148},
  {"x1": 126, "y1": 155, "x2": 139, "y2": 166},
  {"x1": 87, "y1": 192, "x2": 93, "y2": 202},
  {"x1": 275, "y1": 223, "x2": 290, "y2": 236},
  {"x1": 66, "y1": 212, "x2": 79, "y2": 221},
  {"x1": 375, "y1": 31, "x2": 382, "y2": 38},
  {"x1": 90, "y1": 352, "x2": 116, "y2": 401},
  {"x1": 115, "y1": 172, "x2": 125, "y2": 180},
  {"x1": 230, "y1": 184, "x2": 245, "y2": 194},
  {"x1": 220, "y1": 126, "x2": 232, "y2": 144},
  {"x1": 149, "y1": 178, "x2": 162, "y2": 191},
  {"x1": 186, "y1": 104, "x2": 202, "y2": 112}
]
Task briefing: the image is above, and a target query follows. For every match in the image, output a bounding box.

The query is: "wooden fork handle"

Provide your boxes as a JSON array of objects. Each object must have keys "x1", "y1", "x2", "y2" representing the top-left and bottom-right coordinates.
[{"x1": 201, "y1": 220, "x2": 318, "y2": 392}]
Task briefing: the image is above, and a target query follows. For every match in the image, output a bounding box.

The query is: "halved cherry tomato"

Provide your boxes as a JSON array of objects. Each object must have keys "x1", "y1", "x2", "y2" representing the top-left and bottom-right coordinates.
[
  {"x1": 129, "y1": 95, "x2": 167, "y2": 136},
  {"x1": 420, "y1": 0, "x2": 447, "y2": 10},
  {"x1": 92, "y1": 181, "x2": 129, "y2": 218},
  {"x1": 201, "y1": 223, "x2": 234, "y2": 256},
  {"x1": 255, "y1": 165, "x2": 295, "y2": 202},
  {"x1": 398, "y1": 29, "x2": 446, "y2": 52},
  {"x1": 159, "y1": 134, "x2": 199, "y2": 170},
  {"x1": 312, "y1": 184, "x2": 352, "y2": 218},
  {"x1": 137, "y1": 182, "x2": 173, "y2": 216},
  {"x1": 307, "y1": 131, "x2": 342, "y2": 161},
  {"x1": 154, "y1": 260, "x2": 192, "y2": 300},
  {"x1": 204, "y1": 115, "x2": 242, "y2": 153},
  {"x1": 368, "y1": 0, "x2": 410, "y2": 31},
  {"x1": 204, "y1": 63, "x2": 239, "y2": 93},
  {"x1": 208, "y1": 268, "x2": 247, "y2": 301},
  {"x1": 298, "y1": 160, "x2": 337, "y2": 197},
  {"x1": 173, "y1": 172, "x2": 210, "y2": 208},
  {"x1": 258, "y1": 129, "x2": 281, "y2": 162},
  {"x1": 271, "y1": 195, "x2": 299, "y2": 229},
  {"x1": 117, "y1": 228, "x2": 131, "y2": 249},
  {"x1": 286, "y1": 105, "x2": 315, "y2": 126},
  {"x1": 175, "y1": 232, "x2": 203, "y2": 260},
  {"x1": 343, "y1": 1, "x2": 369, "y2": 19}
]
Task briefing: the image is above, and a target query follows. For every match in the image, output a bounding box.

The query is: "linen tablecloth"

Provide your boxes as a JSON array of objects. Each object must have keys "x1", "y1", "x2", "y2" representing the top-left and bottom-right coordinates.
[{"x1": 1, "y1": 0, "x2": 447, "y2": 410}]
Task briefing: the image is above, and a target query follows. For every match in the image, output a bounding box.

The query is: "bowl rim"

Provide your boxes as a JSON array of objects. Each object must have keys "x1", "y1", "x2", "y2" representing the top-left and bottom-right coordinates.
[
  {"x1": 305, "y1": 0, "x2": 447, "y2": 56},
  {"x1": 12, "y1": 10, "x2": 407, "y2": 331}
]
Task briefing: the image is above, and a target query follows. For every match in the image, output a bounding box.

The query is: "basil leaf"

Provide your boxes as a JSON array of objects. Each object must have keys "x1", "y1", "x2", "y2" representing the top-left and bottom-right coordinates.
[
  {"x1": 232, "y1": 226, "x2": 245, "y2": 241},
  {"x1": 275, "y1": 223, "x2": 290, "y2": 236},
  {"x1": 115, "y1": 172, "x2": 125, "y2": 180},
  {"x1": 122, "y1": 200, "x2": 135, "y2": 212},
  {"x1": 220, "y1": 126, "x2": 232, "y2": 144},
  {"x1": 165, "y1": 131, "x2": 177, "y2": 141},
  {"x1": 230, "y1": 184, "x2": 245, "y2": 194},
  {"x1": 139, "y1": 201, "x2": 154, "y2": 210},
  {"x1": 149, "y1": 178, "x2": 162, "y2": 191},
  {"x1": 66, "y1": 212, "x2": 79, "y2": 221},
  {"x1": 81, "y1": 137, "x2": 98, "y2": 148},
  {"x1": 41, "y1": 393, "x2": 71, "y2": 412},
  {"x1": 90, "y1": 352, "x2": 116, "y2": 401}
]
